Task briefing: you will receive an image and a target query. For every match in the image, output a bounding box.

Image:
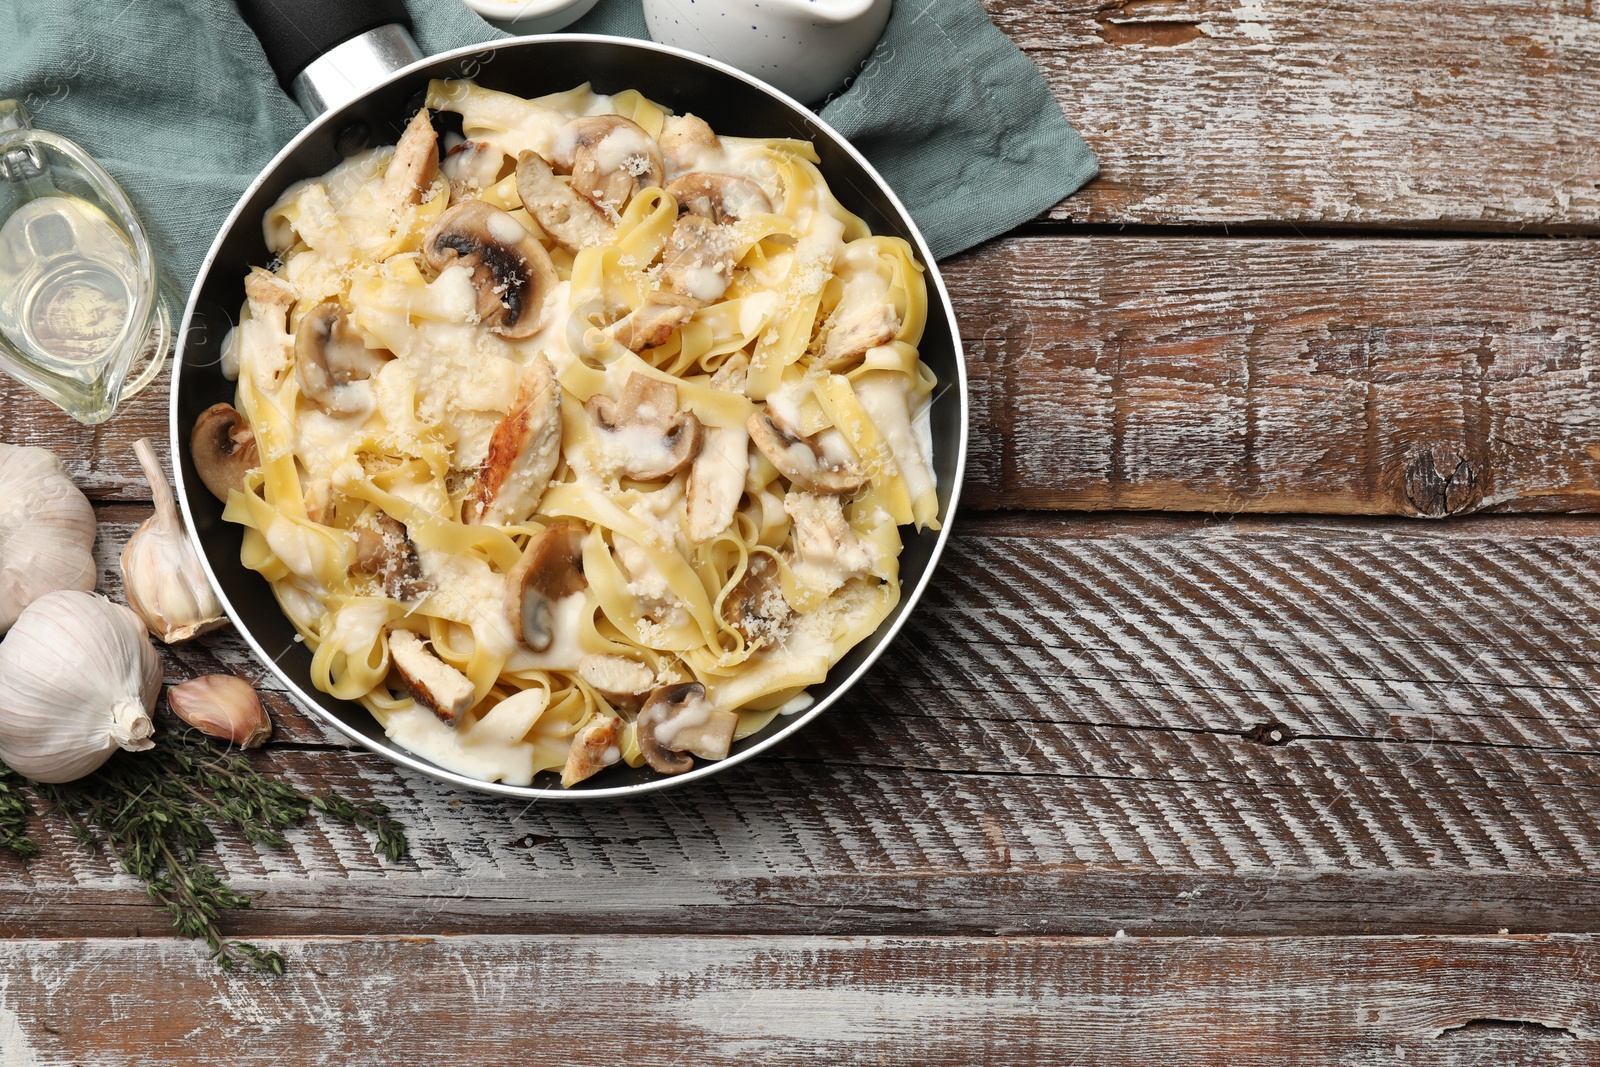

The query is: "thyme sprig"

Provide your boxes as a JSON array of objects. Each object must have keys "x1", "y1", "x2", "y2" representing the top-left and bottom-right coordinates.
[{"x1": 0, "y1": 728, "x2": 407, "y2": 973}]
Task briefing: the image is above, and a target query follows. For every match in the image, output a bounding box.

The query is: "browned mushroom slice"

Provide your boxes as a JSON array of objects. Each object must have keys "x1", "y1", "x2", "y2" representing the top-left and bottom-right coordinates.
[
  {"x1": 380, "y1": 108, "x2": 440, "y2": 210},
  {"x1": 352, "y1": 511, "x2": 430, "y2": 601},
  {"x1": 469, "y1": 354, "x2": 563, "y2": 526},
  {"x1": 577, "y1": 653, "x2": 656, "y2": 710},
  {"x1": 190, "y1": 403, "x2": 259, "y2": 502},
  {"x1": 441, "y1": 139, "x2": 505, "y2": 199},
  {"x1": 609, "y1": 295, "x2": 696, "y2": 352},
  {"x1": 388, "y1": 629, "x2": 475, "y2": 725},
  {"x1": 585, "y1": 372, "x2": 704, "y2": 481},
  {"x1": 659, "y1": 114, "x2": 720, "y2": 175},
  {"x1": 422, "y1": 200, "x2": 557, "y2": 339},
  {"x1": 661, "y1": 214, "x2": 737, "y2": 306},
  {"x1": 294, "y1": 302, "x2": 391, "y2": 414},
  {"x1": 513, "y1": 150, "x2": 615, "y2": 253},
  {"x1": 561, "y1": 713, "x2": 623, "y2": 787},
  {"x1": 505, "y1": 523, "x2": 587, "y2": 653},
  {"x1": 746, "y1": 409, "x2": 868, "y2": 494},
  {"x1": 636, "y1": 682, "x2": 739, "y2": 775},
  {"x1": 565, "y1": 115, "x2": 664, "y2": 216},
  {"x1": 723, "y1": 553, "x2": 790, "y2": 646},
  {"x1": 665, "y1": 173, "x2": 772, "y2": 224}
]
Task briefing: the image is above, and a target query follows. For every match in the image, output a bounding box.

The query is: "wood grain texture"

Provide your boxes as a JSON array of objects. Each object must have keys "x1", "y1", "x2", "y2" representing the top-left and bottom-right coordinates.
[
  {"x1": 9, "y1": 510, "x2": 1600, "y2": 939},
  {"x1": 0, "y1": 935, "x2": 1594, "y2": 1066},
  {"x1": 21, "y1": 237, "x2": 1600, "y2": 517},
  {"x1": 989, "y1": 0, "x2": 1600, "y2": 230},
  {"x1": 949, "y1": 236, "x2": 1600, "y2": 514}
]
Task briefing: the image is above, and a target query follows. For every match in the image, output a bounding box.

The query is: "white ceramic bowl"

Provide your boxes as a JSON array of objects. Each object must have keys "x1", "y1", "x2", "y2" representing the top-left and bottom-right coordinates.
[
  {"x1": 643, "y1": 0, "x2": 892, "y2": 105},
  {"x1": 463, "y1": 0, "x2": 600, "y2": 33}
]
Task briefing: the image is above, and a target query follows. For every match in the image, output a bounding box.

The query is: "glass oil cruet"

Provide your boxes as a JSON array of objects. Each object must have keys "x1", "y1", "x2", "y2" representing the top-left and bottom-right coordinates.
[{"x1": 0, "y1": 99, "x2": 170, "y2": 424}]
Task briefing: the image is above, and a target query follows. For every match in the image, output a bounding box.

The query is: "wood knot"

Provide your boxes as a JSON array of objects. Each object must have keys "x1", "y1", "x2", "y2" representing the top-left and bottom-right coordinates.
[
  {"x1": 1243, "y1": 721, "x2": 1293, "y2": 746},
  {"x1": 1403, "y1": 450, "x2": 1479, "y2": 518}
]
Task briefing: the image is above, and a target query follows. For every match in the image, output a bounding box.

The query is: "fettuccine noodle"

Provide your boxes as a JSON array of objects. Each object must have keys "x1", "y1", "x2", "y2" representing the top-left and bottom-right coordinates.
[{"x1": 209, "y1": 80, "x2": 938, "y2": 787}]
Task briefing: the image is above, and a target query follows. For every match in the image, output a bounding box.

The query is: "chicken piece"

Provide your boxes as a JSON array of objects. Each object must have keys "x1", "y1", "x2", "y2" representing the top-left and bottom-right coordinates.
[
  {"x1": 381, "y1": 108, "x2": 440, "y2": 211},
  {"x1": 468, "y1": 354, "x2": 563, "y2": 525},
  {"x1": 561, "y1": 713, "x2": 623, "y2": 787},
  {"x1": 784, "y1": 491, "x2": 871, "y2": 598},
  {"x1": 515, "y1": 150, "x2": 615, "y2": 253},
  {"x1": 687, "y1": 423, "x2": 748, "y2": 542},
  {"x1": 389, "y1": 629, "x2": 475, "y2": 725}
]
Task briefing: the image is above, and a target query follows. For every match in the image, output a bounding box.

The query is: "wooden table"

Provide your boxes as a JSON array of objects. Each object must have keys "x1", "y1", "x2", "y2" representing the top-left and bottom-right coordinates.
[{"x1": 4, "y1": 2, "x2": 1599, "y2": 1062}]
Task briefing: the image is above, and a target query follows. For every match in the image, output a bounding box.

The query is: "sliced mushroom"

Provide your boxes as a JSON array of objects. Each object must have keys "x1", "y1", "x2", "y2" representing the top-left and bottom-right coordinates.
[
  {"x1": 565, "y1": 115, "x2": 664, "y2": 216},
  {"x1": 380, "y1": 108, "x2": 440, "y2": 210},
  {"x1": 441, "y1": 139, "x2": 506, "y2": 200},
  {"x1": 561, "y1": 713, "x2": 623, "y2": 787},
  {"x1": 636, "y1": 682, "x2": 739, "y2": 775},
  {"x1": 747, "y1": 409, "x2": 868, "y2": 494},
  {"x1": 659, "y1": 114, "x2": 720, "y2": 175},
  {"x1": 610, "y1": 295, "x2": 695, "y2": 352},
  {"x1": 190, "y1": 403, "x2": 259, "y2": 502},
  {"x1": 661, "y1": 214, "x2": 737, "y2": 306},
  {"x1": 577, "y1": 653, "x2": 656, "y2": 710},
  {"x1": 352, "y1": 511, "x2": 430, "y2": 601},
  {"x1": 388, "y1": 628, "x2": 475, "y2": 726},
  {"x1": 514, "y1": 150, "x2": 616, "y2": 253},
  {"x1": 723, "y1": 552, "x2": 790, "y2": 646},
  {"x1": 294, "y1": 302, "x2": 390, "y2": 414},
  {"x1": 469, "y1": 354, "x2": 563, "y2": 525},
  {"x1": 666, "y1": 173, "x2": 772, "y2": 224},
  {"x1": 785, "y1": 490, "x2": 872, "y2": 597},
  {"x1": 585, "y1": 372, "x2": 704, "y2": 481},
  {"x1": 505, "y1": 522, "x2": 587, "y2": 653},
  {"x1": 687, "y1": 422, "x2": 749, "y2": 542},
  {"x1": 422, "y1": 200, "x2": 557, "y2": 339}
]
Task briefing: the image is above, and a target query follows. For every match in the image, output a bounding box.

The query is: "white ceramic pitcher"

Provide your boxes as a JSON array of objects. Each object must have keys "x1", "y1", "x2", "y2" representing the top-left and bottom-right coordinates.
[{"x1": 643, "y1": 0, "x2": 893, "y2": 105}]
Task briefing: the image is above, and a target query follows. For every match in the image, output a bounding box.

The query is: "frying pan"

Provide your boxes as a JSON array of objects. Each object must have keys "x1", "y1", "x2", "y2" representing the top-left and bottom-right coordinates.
[{"x1": 172, "y1": 0, "x2": 968, "y2": 798}]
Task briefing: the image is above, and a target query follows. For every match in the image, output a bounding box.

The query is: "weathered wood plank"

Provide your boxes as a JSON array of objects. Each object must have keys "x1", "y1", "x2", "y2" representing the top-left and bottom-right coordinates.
[
  {"x1": 948, "y1": 236, "x2": 1600, "y2": 514},
  {"x1": 0, "y1": 935, "x2": 1594, "y2": 1066},
  {"x1": 21, "y1": 237, "x2": 1600, "y2": 516},
  {"x1": 13, "y1": 510, "x2": 1600, "y2": 938},
  {"x1": 991, "y1": 0, "x2": 1600, "y2": 230}
]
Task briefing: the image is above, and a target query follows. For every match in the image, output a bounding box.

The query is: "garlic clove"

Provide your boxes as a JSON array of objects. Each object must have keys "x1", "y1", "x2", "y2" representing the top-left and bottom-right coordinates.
[
  {"x1": 167, "y1": 675, "x2": 272, "y2": 749},
  {"x1": 121, "y1": 439, "x2": 229, "y2": 643},
  {"x1": 0, "y1": 590, "x2": 160, "y2": 783},
  {"x1": 0, "y1": 443, "x2": 97, "y2": 634}
]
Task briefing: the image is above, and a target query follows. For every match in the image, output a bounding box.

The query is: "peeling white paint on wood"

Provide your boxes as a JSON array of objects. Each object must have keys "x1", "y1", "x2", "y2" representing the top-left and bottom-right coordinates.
[
  {"x1": 993, "y1": 0, "x2": 1600, "y2": 229},
  {"x1": 4, "y1": 515, "x2": 1600, "y2": 938},
  {"x1": 0, "y1": 935, "x2": 1595, "y2": 1065},
  {"x1": 946, "y1": 237, "x2": 1600, "y2": 513}
]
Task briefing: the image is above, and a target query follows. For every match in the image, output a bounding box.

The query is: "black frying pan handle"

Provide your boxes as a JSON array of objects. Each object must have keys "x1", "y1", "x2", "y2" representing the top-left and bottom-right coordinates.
[{"x1": 238, "y1": 0, "x2": 414, "y2": 92}]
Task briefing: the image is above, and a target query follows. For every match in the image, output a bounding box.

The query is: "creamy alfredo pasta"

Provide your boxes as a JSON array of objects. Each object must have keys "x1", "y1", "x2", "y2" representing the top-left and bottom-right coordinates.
[{"x1": 198, "y1": 80, "x2": 938, "y2": 787}]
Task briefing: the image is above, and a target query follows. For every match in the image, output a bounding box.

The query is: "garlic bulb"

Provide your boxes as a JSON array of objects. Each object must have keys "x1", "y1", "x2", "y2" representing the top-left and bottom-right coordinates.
[
  {"x1": 0, "y1": 590, "x2": 160, "y2": 782},
  {"x1": 121, "y1": 438, "x2": 228, "y2": 643},
  {"x1": 169, "y1": 675, "x2": 272, "y2": 749},
  {"x1": 0, "y1": 443, "x2": 97, "y2": 634}
]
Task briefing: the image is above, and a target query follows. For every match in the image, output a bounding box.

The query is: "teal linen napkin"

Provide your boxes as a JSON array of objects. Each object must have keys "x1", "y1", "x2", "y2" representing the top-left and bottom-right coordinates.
[{"x1": 0, "y1": 0, "x2": 1095, "y2": 288}]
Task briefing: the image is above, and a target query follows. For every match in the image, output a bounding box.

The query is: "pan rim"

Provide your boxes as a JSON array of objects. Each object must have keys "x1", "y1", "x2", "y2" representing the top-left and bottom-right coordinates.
[{"x1": 171, "y1": 32, "x2": 969, "y2": 800}]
